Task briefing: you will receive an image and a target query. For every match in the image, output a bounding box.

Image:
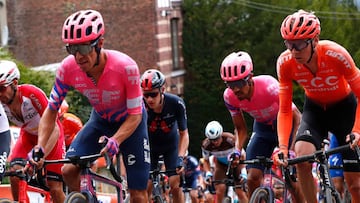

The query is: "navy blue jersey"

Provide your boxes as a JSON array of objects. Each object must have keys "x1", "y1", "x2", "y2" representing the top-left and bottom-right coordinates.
[{"x1": 147, "y1": 93, "x2": 188, "y2": 152}]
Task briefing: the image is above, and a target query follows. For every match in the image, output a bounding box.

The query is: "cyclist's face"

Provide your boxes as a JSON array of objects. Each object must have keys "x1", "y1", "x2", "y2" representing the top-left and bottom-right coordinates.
[
  {"x1": 0, "y1": 82, "x2": 15, "y2": 104},
  {"x1": 143, "y1": 90, "x2": 161, "y2": 109},
  {"x1": 70, "y1": 38, "x2": 103, "y2": 72}
]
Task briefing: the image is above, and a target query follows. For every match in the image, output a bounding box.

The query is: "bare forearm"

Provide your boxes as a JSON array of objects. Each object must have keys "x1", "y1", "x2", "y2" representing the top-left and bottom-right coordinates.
[
  {"x1": 112, "y1": 114, "x2": 142, "y2": 145},
  {"x1": 178, "y1": 129, "x2": 189, "y2": 157},
  {"x1": 38, "y1": 108, "x2": 58, "y2": 156}
]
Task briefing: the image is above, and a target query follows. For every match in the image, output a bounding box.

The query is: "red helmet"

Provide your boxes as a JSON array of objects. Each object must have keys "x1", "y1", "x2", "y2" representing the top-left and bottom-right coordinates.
[
  {"x1": 281, "y1": 10, "x2": 320, "y2": 40},
  {"x1": 62, "y1": 10, "x2": 105, "y2": 44},
  {"x1": 220, "y1": 51, "x2": 253, "y2": 82},
  {"x1": 140, "y1": 69, "x2": 165, "y2": 91}
]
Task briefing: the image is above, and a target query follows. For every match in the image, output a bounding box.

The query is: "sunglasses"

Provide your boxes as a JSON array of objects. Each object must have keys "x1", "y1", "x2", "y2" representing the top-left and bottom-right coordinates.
[
  {"x1": 143, "y1": 92, "x2": 159, "y2": 98},
  {"x1": 225, "y1": 76, "x2": 250, "y2": 89},
  {"x1": 0, "y1": 83, "x2": 11, "y2": 93},
  {"x1": 284, "y1": 39, "x2": 312, "y2": 51},
  {"x1": 65, "y1": 38, "x2": 100, "y2": 55}
]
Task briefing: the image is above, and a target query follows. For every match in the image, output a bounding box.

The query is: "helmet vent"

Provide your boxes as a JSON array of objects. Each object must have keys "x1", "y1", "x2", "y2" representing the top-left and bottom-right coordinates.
[
  {"x1": 70, "y1": 25, "x2": 74, "y2": 39},
  {"x1": 227, "y1": 66, "x2": 232, "y2": 77},
  {"x1": 86, "y1": 26, "x2": 92, "y2": 36},
  {"x1": 77, "y1": 28, "x2": 82, "y2": 38},
  {"x1": 240, "y1": 65, "x2": 246, "y2": 74},
  {"x1": 79, "y1": 18, "x2": 85, "y2": 25},
  {"x1": 234, "y1": 66, "x2": 238, "y2": 77}
]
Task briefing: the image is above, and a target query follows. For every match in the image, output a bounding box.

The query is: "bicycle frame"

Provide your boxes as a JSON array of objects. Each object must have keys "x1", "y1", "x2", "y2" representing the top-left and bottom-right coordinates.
[
  {"x1": 3, "y1": 169, "x2": 52, "y2": 203},
  {"x1": 242, "y1": 157, "x2": 293, "y2": 203},
  {"x1": 287, "y1": 143, "x2": 359, "y2": 203},
  {"x1": 45, "y1": 153, "x2": 125, "y2": 203}
]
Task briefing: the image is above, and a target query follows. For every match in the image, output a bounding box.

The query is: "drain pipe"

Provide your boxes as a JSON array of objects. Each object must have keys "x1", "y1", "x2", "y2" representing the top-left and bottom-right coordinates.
[{"x1": 0, "y1": 0, "x2": 9, "y2": 47}]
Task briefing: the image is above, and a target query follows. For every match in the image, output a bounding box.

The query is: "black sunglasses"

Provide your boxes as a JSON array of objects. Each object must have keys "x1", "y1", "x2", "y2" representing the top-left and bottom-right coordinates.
[
  {"x1": 143, "y1": 92, "x2": 159, "y2": 98},
  {"x1": 225, "y1": 75, "x2": 250, "y2": 89},
  {"x1": 65, "y1": 38, "x2": 100, "y2": 55}
]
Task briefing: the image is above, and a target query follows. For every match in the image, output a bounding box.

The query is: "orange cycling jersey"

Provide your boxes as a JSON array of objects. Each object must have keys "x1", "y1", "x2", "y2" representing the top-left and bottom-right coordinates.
[
  {"x1": 61, "y1": 112, "x2": 83, "y2": 148},
  {"x1": 277, "y1": 40, "x2": 360, "y2": 147}
]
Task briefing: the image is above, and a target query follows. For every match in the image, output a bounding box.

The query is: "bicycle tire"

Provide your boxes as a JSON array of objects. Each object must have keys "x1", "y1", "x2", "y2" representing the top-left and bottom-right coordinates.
[
  {"x1": 222, "y1": 196, "x2": 232, "y2": 203},
  {"x1": 324, "y1": 187, "x2": 341, "y2": 203},
  {"x1": 249, "y1": 187, "x2": 274, "y2": 203},
  {"x1": 153, "y1": 195, "x2": 164, "y2": 203},
  {"x1": 64, "y1": 191, "x2": 87, "y2": 203},
  {"x1": 0, "y1": 199, "x2": 12, "y2": 203}
]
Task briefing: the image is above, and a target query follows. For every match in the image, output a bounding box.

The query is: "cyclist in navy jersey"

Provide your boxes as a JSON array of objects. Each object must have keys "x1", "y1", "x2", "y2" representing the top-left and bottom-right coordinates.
[
  {"x1": 183, "y1": 155, "x2": 203, "y2": 203},
  {"x1": 140, "y1": 69, "x2": 189, "y2": 203}
]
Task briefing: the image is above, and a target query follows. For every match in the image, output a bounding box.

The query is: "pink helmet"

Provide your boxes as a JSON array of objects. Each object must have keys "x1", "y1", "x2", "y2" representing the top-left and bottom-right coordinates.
[
  {"x1": 62, "y1": 10, "x2": 105, "y2": 44},
  {"x1": 281, "y1": 10, "x2": 320, "y2": 40},
  {"x1": 220, "y1": 51, "x2": 253, "y2": 82}
]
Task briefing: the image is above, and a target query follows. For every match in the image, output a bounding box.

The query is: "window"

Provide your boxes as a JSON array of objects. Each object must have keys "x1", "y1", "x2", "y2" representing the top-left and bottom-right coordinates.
[{"x1": 170, "y1": 18, "x2": 180, "y2": 70}]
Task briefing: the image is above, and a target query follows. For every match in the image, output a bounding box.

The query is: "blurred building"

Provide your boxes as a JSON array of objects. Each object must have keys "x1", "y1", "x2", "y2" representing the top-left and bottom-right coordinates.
[{"x1": 0, "y1": 0, "x2": 185, "y2": 95}]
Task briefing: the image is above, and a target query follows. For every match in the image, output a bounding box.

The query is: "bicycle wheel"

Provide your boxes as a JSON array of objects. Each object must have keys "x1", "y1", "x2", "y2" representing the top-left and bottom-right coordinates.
[
  {"x1": 153, "y1": 195, "x2": 164, "y2": 203},
  {"x1": 249, "y1": 187, "x2": 274, "y2": 203},
  {"x1": 0, "y1": 199, "x2": 12, "y2": 203},
  {"x1": 222, "y1": 196, "x2": 232, "y2": 203},
  {"x1": 324, "y1": 188, "x2": 341, "y2": 203},
  {"x1": 64, "y1": 191, "x2": 87, "y2": 203}
]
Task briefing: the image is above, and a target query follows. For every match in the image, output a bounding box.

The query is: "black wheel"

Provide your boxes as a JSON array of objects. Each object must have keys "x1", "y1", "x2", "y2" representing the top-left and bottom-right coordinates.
[
  {"x1": 64, "y1": 191, "x2": 87, "y2": 203},
  {"x1": 324, "y1": 187, "x2": 341, "y2": 203},
  {"x1": 222, "y1": 196, "x2": 232, "y2": 203},
  {"x1": 153, "y1": 195, "x2": 164, "y2": 203},
  {"x1": 249, "y1": 187, "x2": 274, "y2": 203},
  {"x1": 0, "y1": 199, "x2": 12, "y2": 203}
]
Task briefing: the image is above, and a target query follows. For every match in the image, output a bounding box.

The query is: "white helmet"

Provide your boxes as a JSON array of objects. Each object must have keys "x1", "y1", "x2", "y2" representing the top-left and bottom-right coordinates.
[
  {"x1": 0, "y1": 60, "x2": 20, "y2": 86},
  {"x1": 205, "y1": 121, "x2": 223, "y2": 139}
]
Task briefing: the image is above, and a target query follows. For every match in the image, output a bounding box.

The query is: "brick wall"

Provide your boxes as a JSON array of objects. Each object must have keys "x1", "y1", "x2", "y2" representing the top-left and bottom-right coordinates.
[{"x1": 6, "y1": 0, "x2": 158, "y2": 71}]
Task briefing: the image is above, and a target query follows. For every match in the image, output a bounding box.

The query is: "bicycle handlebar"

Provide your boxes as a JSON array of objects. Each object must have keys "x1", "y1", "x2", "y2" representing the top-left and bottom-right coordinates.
[{"x1": 287, "y1": 144, "x2": 351, "y2": 165}]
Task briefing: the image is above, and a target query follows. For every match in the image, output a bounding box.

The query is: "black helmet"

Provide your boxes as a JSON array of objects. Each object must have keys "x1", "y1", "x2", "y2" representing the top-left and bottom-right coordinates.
[{"x1": 140, "y1": 69, "x2": 165, "y2": 91}]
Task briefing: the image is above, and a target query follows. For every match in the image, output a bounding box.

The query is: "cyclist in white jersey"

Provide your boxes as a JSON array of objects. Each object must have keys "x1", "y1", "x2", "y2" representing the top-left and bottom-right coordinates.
[{"x1": 0, "y1": 104, "x2": 11, "y2": 184}]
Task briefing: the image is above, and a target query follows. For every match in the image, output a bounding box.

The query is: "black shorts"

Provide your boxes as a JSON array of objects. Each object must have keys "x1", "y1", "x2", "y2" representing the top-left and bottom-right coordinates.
[{"x1": 296, "y1": 93, "x2": 359, "y2": 172}]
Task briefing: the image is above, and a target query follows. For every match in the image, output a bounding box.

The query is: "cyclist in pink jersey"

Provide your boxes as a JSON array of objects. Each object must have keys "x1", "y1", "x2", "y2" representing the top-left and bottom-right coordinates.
[
  {"x1": 0, "y1": 60, "x2": 65, "y2": 203},
  {"x1": 220, "y1": 51, "x2": 303, "y2": 201},
  {"x1": 276, "y1": 10, "x2": 360, "y2": 202},
  {"x1": 37, "y1": 10, "x2": 150, "y2": 202}
]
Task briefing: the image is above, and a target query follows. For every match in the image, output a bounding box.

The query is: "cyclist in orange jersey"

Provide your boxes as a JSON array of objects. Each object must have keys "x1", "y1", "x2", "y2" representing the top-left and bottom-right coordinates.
[{"x1": 275, "y1": 9, "x2": 360, "y2": 203}]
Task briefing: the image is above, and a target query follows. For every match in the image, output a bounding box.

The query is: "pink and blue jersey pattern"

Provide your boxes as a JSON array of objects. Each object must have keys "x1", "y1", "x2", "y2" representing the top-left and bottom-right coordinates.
[
  {"x1": 49, "y1": 50, "x2": 143, "y2": 122},
  {"x1": 224, "y1": 75, "x2": 296, "y2": 124}
]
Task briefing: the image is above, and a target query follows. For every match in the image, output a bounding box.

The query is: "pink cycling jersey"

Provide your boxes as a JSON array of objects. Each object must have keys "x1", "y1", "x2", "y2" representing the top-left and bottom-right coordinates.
[
  {"x1": 224, "y1": 75, "x2": 296, "y2": 124},
  {"x1": 5, "y1": 85, "x2": 64, "y2": 174},
  {"x1": 49, "y1": 50, "x2": 143, "y2": 122}
]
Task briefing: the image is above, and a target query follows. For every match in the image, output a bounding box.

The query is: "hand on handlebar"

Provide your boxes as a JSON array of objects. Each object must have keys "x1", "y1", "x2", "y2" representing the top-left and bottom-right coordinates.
[
  {"x1": 27, "y1": 145, "x2": 45, "y2": 169},
  {"x1": 99, "y1": 136, "x2": 119, "y2": 157},
  {"x1": 273, "y1": 146, "x2": 288, "y2": 167},
  {"x1": 348, "y1": 132, "x2": 360, "y2": 149},
  {"x1": 227, "y1": 149, "x2": 241, "y2": 168},
  {"x1": 176, "y1": 156, "x2": 185, "y2": 174}
]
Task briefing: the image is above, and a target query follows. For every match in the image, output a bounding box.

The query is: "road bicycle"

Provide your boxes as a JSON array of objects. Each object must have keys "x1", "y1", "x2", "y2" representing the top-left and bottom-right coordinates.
[
  {"x1": 0, "y1": 166, "x2": 52, "y2": 203},
  {"x1": 286, "y1": 140, "x2": 360, "y2": 203},
  {"x1": 244, "y1": 156, "x2": 294, "y2": 203},
  {"x1": 212, "y1": 159, "x2": 247, "y2": 203},
  {"x1": 149, "y1": 167, "x2": 173, "y2": 203},
  {"x1": 45, "y1": 152, "x2": 129, "y2": 203}
]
